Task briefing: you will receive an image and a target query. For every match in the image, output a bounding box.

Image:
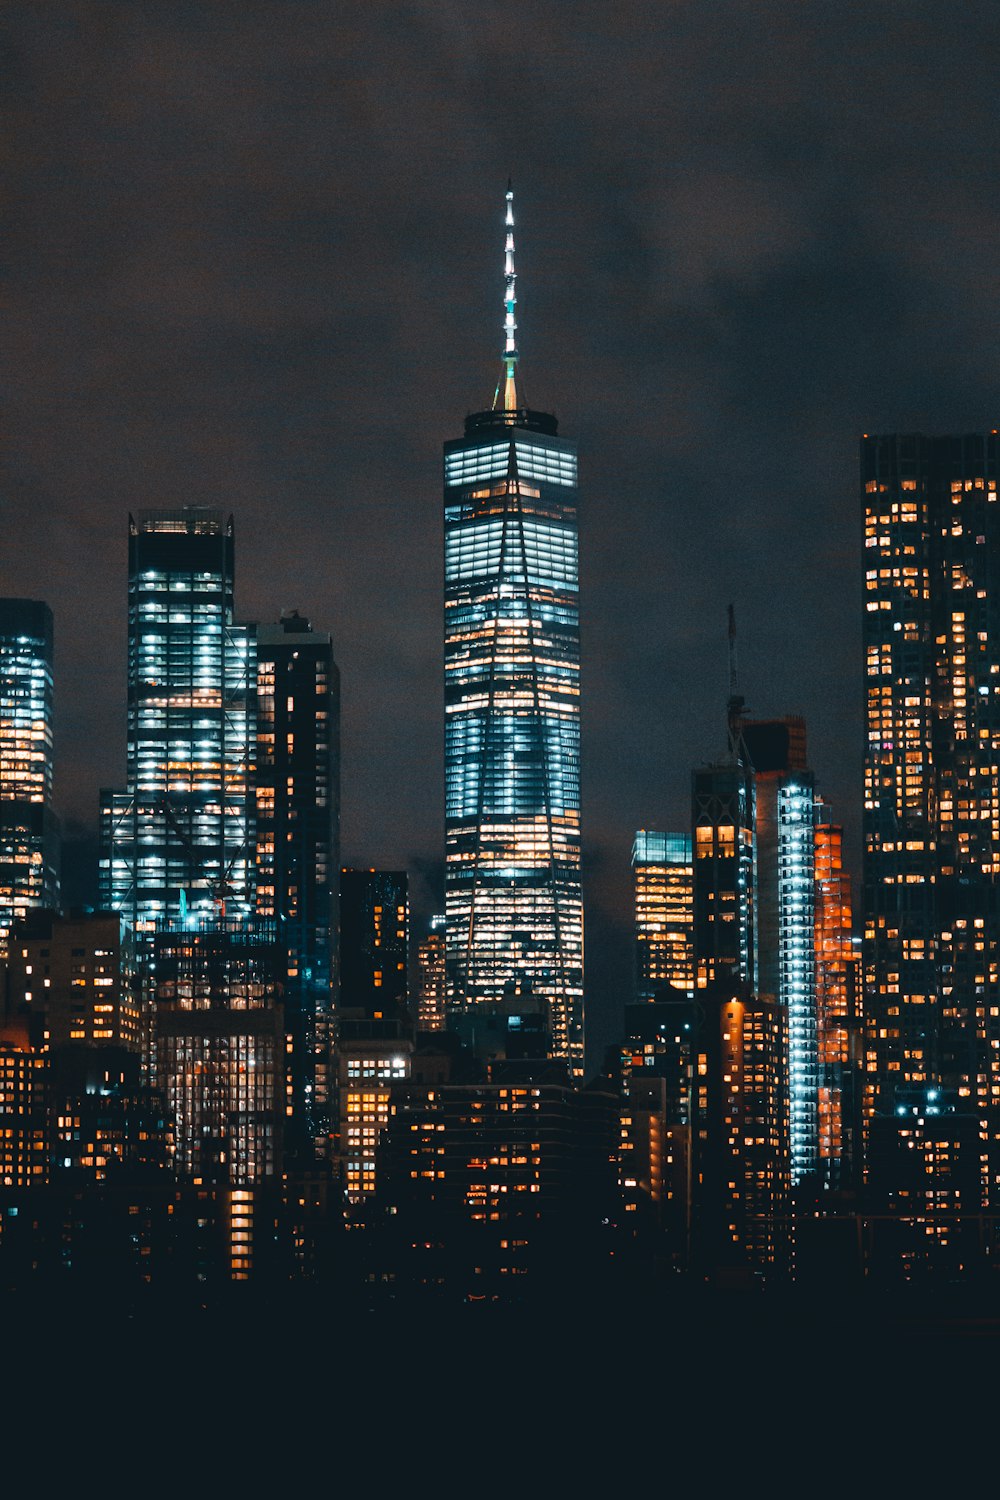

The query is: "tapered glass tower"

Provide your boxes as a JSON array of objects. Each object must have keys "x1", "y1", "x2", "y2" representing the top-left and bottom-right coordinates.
[{"x1": 444, "y1": 187, "x2": 583, "y2": 1077}]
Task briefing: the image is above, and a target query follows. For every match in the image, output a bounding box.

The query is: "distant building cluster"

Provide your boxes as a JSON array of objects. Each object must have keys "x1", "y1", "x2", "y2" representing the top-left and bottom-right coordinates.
[{"x1": 1, "y1": 198, "x2": 998, "y2": 1304}]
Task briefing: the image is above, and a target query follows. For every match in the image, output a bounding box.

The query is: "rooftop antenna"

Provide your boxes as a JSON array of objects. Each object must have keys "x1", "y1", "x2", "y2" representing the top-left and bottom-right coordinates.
[
  {"x1": 727, "y1": 603, "x2": 746, "y2": 759},
  {"x1": 492, "y1": 180, "x2": 519, "y2": 413}
]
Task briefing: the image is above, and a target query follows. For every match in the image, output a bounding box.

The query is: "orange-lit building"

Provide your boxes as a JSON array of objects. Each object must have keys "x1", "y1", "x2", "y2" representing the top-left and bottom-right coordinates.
[
  {"x1": 631, "y1": 831, "x2": 694, "y2": 1002},
  {"x1": 814, "y1": 816, "x2": 862, "y2": 1189},
  {"x1": 691, "y1": 983, "x2": 791, "y2": 1278},
  {"x1": 6, "y1": 909, "x2": 141, "y2": 1054},
  {"x1": 0, "y1": 1034, "x2": 47, "y2": 1189},
  {"x1": 861, "y1": 434, "x2": 1000, "y2": 1217},
  {"x1": 335, "y1": 1019, "x2": 412, "y2": 1207}
]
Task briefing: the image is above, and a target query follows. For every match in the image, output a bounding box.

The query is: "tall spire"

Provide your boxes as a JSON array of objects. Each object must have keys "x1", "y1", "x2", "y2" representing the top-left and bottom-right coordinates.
[{"x1": 494, "y1": 180, "x2": 519, "y2": 412}]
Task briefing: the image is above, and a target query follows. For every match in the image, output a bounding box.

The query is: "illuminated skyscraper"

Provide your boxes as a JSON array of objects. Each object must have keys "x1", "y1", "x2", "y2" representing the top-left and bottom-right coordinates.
[
  {"x1": 0, "y1": 600, "x2": 59, "y2": 956},
  {"x1": 861, "y1": 433, "x2": 1000, "y2": 1204},
  {"x1": 632, "y1": 831, "x2": 694, "y2": 1002},
  {"x1": 742, "y1": 717, "x2": 819, "y2": 1186},
  {"x1": 100, "y1": 509, "x2": 256, "y2": 936},
  {"x1": 444, "y1": 186, "x2": 583, "y2": 1076}
]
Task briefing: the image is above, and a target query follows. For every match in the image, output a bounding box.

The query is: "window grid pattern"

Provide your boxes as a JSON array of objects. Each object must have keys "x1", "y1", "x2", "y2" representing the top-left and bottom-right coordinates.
[
  {"x1": 862, "y1": 434, "x2": 1000, "y2": 1202},
  {"x1": 0, "y1": 602, "x2": 58, "y2": 957},
  {"x1": 777, "y1": 781, "x2": 819, "y2": 1184},
  {"x1": 444, "y1": 436, "x2": 583, "y2": 1077},
  {"x1": 99, "y1": 512, "x2": 255, "y2": 934}
]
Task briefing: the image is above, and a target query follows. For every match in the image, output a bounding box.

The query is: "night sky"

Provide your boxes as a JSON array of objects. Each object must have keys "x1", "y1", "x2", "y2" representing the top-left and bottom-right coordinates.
[{"x1": 4, "y1": 3, "x2": 1000, "y2": 1066}]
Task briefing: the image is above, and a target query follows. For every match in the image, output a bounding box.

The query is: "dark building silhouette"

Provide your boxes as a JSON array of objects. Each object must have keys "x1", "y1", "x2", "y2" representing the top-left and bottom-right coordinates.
[
  {"x1": 372, "y1": 1063, "x2": 619, "y2": 1304},
  {"x1": 339, "y1": 868, "x2": 408, "y2": 1022},
  {"x1": 256, "y1": 610, "x2": 340, "y2": 1154}
]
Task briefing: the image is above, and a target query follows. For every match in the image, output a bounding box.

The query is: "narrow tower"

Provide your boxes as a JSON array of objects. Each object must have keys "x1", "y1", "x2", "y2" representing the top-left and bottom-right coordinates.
[
  {"x1": 443, "y1": 186, "x2": 584, "y2": 1076},
  {"x1": 0, "y1": 599, "x2": 59, "y2": 955}
]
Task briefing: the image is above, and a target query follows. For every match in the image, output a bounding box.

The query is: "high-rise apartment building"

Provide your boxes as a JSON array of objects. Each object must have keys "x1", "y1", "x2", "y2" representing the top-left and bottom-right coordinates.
[
  {"x1": 862, "y1": 432, "x2": 1000, "y2": 1203},
  {"x1": 256, "y1": 611, "x2": 339, "y2": 1152},
  {"x1": 444, "y1": 187, "x2": 583, "y2": 1076},
  {"x1": 6, "y1": 909, "x2": 141, "y2": 1054},
  {"x1": 0, "y1": 600, "x2": 59, "y2": 956},
  {"x1": 631, "y1": 831, "x2": 694, "y2": 1002},
  {"x1": 100, "y1": 509, "x2": 256, "y2": 936},
  {"x1": 416, "y1": 914, "x2": 447, "y2": 1032}
]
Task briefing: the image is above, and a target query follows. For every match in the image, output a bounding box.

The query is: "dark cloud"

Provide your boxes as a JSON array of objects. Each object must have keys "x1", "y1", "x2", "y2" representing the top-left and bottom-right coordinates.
[{"x1": 4, "y1": 1, "x2": 999, "y2": 1061}]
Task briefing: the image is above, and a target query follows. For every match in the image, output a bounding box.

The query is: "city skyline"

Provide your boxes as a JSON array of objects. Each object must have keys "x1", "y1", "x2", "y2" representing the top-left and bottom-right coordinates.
[{"x1": 5, "y1": 5, "x2": 1000, "y2": 1065}]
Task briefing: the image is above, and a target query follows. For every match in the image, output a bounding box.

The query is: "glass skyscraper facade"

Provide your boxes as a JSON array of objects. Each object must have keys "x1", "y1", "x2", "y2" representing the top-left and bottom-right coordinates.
[
  {"x1": 444, "y1": 188, "x2": 583, "y2": 1076},
  {"x1": 100, "y1": 509, "x2": 256, "y2": 936},
  {"x1": 0, "y1": 599, "x2": 59, "y2": 957},
  {"x1": 742, "y1": 718, "x2": 819, "y2": 1185}
]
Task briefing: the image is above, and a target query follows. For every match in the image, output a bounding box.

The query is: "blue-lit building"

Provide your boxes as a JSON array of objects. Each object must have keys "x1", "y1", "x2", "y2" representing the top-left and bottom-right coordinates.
[
  {"x1": 742, "y1": 717, "x2": 820, "y2": 1187},
  {"x1": 444, "y1": 188, "x2": 583, "y2": 1077},
  {"x1": 99, "y1": 509, "x2": 256, "y2": 936},
  {"x1": 0, "y1": 599, "x2": 59, "y2": 956}
]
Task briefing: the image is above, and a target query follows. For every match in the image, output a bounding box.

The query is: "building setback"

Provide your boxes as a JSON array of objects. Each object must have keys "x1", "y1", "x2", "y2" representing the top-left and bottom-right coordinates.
[{"x1": 444, "y1": 186, "x2": 583, "y2": 1076}]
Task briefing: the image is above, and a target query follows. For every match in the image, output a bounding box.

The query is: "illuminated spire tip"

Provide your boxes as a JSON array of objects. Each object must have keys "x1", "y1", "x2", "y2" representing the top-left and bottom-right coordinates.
[{"x1": 493, "y1": 181, "x2": 519, "y2": 412}]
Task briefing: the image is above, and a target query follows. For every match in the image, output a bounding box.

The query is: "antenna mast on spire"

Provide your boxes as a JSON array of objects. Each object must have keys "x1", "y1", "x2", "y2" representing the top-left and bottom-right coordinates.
[
  {"x1": 493, "y1": 181, "x2": 519, "y2": 412},
  {"x1": 727, "y1": 603, "x2": 746, "y2": 757}
]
